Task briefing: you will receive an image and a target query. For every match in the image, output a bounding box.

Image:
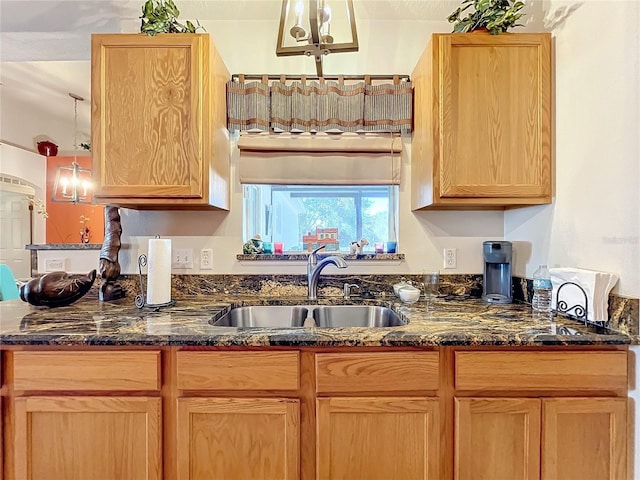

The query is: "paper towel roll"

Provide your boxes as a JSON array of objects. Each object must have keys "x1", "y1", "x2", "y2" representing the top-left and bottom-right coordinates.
[{"x1": 147, "y1": 238, "x2": 171, "y2": 305}]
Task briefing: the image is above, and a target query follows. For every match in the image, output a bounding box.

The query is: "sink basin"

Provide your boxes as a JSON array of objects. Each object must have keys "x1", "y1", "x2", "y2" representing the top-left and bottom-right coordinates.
[
  {"x1": 312, "y1": 305, "x2": 405, "y2": 328},
  {"x1": 210, "y1": 305, "x2": 405, "y2": 328},
  {"x1": 211, "y1": 306, "x2": 309, "y2": 328}
]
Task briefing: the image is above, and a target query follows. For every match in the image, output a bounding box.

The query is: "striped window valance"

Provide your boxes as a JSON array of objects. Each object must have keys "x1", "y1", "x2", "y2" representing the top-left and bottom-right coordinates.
[{"x1": 227, "y1": 75, "x2": 412, "y2": 133}]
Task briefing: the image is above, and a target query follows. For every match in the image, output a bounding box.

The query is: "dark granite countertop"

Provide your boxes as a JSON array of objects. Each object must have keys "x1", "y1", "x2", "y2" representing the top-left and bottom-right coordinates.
[
  {"x1": 26, "y1": 243, "x2": 103, "y2": 250},
  {"x1": 0, "y1": 294, "x2": 632, "y2": 347}
]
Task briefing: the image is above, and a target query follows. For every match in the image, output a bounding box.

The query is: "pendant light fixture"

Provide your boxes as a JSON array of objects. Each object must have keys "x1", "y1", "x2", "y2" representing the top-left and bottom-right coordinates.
[
  {"x1": 276, "y1": 0, "x2": 358, "y2": 76},
  {"x1": 51, "y1": 93, "x2": 93, "y2": 204}
]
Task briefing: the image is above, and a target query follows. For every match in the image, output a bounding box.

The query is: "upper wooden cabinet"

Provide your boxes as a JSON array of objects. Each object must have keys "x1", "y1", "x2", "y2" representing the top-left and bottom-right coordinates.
[
  {"x1": 91, "y1": 34, "x2": 230, "y2": 210},
  {"x1": 411, "y1": 33, "x2": 552, "y2": 209}
]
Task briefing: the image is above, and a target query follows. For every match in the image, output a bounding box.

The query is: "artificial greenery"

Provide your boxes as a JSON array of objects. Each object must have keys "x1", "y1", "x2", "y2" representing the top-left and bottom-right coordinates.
[
  {"x1": 447, "y1": 0, "x2": 526, "y2": 35},
  {"x1": 139, "y1": 0, "x2": 203, "y2": 36}
]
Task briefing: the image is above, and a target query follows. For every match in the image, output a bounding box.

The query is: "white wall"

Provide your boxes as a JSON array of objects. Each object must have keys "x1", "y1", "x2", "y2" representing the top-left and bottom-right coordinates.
[
  {"x1": 118, "y1": 138, "x2": 504, "y2": 275},
  {"x1": 505, "y1": 1, "x2": 640, "y2": 299}
]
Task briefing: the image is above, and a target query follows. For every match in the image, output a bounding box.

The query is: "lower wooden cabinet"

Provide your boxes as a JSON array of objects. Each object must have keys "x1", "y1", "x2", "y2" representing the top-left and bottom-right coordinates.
[
  {"x1": 456, "y1": 397, "x2": 541, "y2": 480},
  {"x1": 0, "y1": 347, "x2": 629, "y2": 480},
  {"x1": 176, "y1": 397, "x2": 300, "y2": 480},
  {"x1": 13, "y1": 396, "x2": 161, "y2": 480},
  {"x1": 316, "y1": 397, "x2": 439, "y2": 480},
  {"x1": 541, "y1": 397, "x2": 627, "y2": 480},
  {"x1": 456, "y1": 397, "x2": 627, "y2": 480}
]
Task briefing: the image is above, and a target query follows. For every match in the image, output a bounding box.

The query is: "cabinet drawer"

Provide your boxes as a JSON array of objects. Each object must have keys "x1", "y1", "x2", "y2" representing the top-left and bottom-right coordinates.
[
  {"x1": 12, "y1": 351, "x2": 161, "y2": 391},
  {"x1": 315, "y1": 352, "x2": 439, "y2": 394},
  {"x1": 455, "y1": 351, "x2": 627, "y2": 391},
  {"x1": 176, "y1": 351, "x2": 299, "y2": 391}
]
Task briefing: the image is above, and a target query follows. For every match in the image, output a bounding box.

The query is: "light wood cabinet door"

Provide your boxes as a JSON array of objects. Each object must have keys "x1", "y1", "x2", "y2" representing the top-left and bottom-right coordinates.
[
  {"x1": 412, "y1": 33, "x2": 552, "y2": 209},
  {"x1": 177, "y1": 397, "x2": 300, "y2": 480},
  {"x1": 542, "y1": 397, "x2": 627, "y2": 480},
  {"x1": 455, "y1": 397, "x2": 541, "y2": 480},
  {"x1": 91, "y1": 33, "x2": 230, "y2": 209},
  {"x1": 316, "y1": 397, "x2": 439, "y2": 480},
  {"x1": 14, "y1": 396, "x2": 161, "y2": 480}
]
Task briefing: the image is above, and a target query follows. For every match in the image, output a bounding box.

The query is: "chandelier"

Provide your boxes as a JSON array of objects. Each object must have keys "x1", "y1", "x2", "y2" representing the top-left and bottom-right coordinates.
[
  {"x1": 51, "y1": 93, "x2": 92, "y2": 204},
  {"x1": 276, "y1": 0, "x2": 358, "y2": 76}
]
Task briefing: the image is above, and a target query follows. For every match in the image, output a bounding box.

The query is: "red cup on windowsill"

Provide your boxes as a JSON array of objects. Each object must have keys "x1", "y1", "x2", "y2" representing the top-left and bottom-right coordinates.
[{"x1": 274, "y1": 242, "x2": 283, "y2": 255}]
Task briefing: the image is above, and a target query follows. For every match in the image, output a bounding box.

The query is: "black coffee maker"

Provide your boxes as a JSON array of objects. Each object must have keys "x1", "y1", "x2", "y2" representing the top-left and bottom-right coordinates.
[{"x1": 482, "y1": 241, "x2": 513, "y2": 304}]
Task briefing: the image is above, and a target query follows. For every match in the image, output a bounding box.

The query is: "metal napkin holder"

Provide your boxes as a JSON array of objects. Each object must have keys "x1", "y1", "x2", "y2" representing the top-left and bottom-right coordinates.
[
  {"x1": 135, "y1": 253, "x2": 176, "y2": 310},
  {"x1": 554, "y1": 281, "x2": 605, "y2": 328}
]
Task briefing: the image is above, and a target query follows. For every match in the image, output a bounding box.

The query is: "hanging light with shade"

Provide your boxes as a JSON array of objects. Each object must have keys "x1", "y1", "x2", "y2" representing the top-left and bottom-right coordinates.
[
  {"x1": 51, "y1": 93, "x2": 93, "y2": 204},
  {"x1": 276, "y1": 0, "x2": 358, "y2": 76}
]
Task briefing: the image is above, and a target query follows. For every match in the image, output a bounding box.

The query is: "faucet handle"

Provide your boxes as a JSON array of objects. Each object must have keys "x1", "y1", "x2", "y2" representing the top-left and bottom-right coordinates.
[{"x1": 343, "y1": 283, "x2": 360, "y2": 300}]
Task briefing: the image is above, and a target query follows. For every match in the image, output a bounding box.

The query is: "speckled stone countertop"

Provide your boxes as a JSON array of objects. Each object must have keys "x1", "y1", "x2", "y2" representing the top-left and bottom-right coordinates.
[
  {"x1": 25, "y1": 243, "x2": 103, "y2": 250},
  {"x1": 0, "y1": 294, "x2": 631, "y2": 347}
]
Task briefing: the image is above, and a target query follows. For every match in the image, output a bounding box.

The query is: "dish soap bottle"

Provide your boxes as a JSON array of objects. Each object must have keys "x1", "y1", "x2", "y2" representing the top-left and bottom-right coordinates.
[{"x1": 532, "y1": 264, "x2": 552, "y2": 314}]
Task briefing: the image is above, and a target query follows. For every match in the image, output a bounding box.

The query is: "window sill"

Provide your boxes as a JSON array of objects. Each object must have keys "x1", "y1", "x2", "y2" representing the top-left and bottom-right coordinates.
[{"x1": 237, "y1": 253, "x2": 405, "y2": 261}]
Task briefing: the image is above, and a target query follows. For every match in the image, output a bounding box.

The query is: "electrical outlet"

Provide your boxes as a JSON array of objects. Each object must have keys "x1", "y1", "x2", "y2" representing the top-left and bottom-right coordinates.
[
  {"x1": 443, "y1": 248, "x2": 457, "y2": 269},
  {"x1": 200, "y1": 249, "x2": 213, "y2": 270},
  {"x1": 44, "y1": 258, "x2": 66, "y2": 272},
  {"x1": 172, "y1": 248, "x2": 193, "y2": 269}
]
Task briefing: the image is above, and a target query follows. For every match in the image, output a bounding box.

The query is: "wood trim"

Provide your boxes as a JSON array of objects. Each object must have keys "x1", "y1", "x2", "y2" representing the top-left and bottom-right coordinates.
[
  {"x1": 12, "y1": 351, "x2": 161, "y2": 392},
  {"x1": 299, "y1": 351, "x2": 316, "y2": 480},
  {"x1": 315, "y1": 351, "x2": 439, "y2": 394},
  {"x1": 455, "y1": 351, "x2": 627, "y2": 392},
  {"x1": 439, "y1": 347, "x2": 455, "y2": 480},
  {"x1": 177, "y1": 351, "x2": 300, "y2": 391},
  {"x1": 161, "y1": 348, "x2": 178, "y2": 480}
]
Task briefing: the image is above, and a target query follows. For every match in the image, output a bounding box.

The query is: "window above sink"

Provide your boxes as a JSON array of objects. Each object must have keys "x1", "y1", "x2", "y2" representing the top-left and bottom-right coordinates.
[{"x1": 243, "y1": 185, "x2": 399, "y2": 255}]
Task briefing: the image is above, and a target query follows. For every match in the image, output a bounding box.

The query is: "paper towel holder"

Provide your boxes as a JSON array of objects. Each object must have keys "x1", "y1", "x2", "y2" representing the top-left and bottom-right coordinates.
[
  {"x1": 135, "y1": 253, "x2": 176, "y2": 310},
  {"x1": 555, "y1": 281, "x2": 604, "y2": 328}
]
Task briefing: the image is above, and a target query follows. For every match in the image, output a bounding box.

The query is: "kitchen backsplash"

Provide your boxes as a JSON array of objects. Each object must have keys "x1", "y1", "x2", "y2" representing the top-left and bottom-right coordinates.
[
  {"x1": 91, "y1": 273, "x2": 638, "y2": 336},
  {"x1": 111, "y1": 273, "x2": 482, "y2": 300}
]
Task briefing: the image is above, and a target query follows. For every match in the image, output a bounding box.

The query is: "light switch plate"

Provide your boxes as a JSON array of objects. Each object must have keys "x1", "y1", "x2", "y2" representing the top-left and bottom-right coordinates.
[
  {"x1": 44, "y1": 258, "x2": 66, "y2": 272},
  {"x1": 172, "y1": 248, "x2": 193, "y2": 269}
]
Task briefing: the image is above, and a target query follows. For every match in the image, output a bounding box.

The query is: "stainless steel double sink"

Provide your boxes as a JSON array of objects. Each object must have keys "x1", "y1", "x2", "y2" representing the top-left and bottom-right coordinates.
[{"x1": 210, "y1": 305, "x2": 406, "y2": 328}]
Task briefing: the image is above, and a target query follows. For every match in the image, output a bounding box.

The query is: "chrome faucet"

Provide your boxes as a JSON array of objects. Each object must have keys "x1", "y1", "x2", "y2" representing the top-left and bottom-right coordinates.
[{"x1": 307, "y1": 245, "x2": 348, "y2": 300}]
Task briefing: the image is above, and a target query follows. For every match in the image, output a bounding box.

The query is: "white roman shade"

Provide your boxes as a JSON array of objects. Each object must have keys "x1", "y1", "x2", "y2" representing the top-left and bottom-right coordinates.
[{"x1": 238, "y1": 132, "x2": 402, "y2": 185}]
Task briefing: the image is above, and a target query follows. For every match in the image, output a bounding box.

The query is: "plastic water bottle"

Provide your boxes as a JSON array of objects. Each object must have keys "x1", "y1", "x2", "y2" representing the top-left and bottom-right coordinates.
[{"x1": 532, "y1": 264, "x2": 552, "y2": 313}]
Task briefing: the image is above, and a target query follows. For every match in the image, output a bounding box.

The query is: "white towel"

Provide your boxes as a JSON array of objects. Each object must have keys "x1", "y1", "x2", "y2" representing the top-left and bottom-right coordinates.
[{"x1": 549, "y1": 267, "x2": 619, "y2": 322}]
